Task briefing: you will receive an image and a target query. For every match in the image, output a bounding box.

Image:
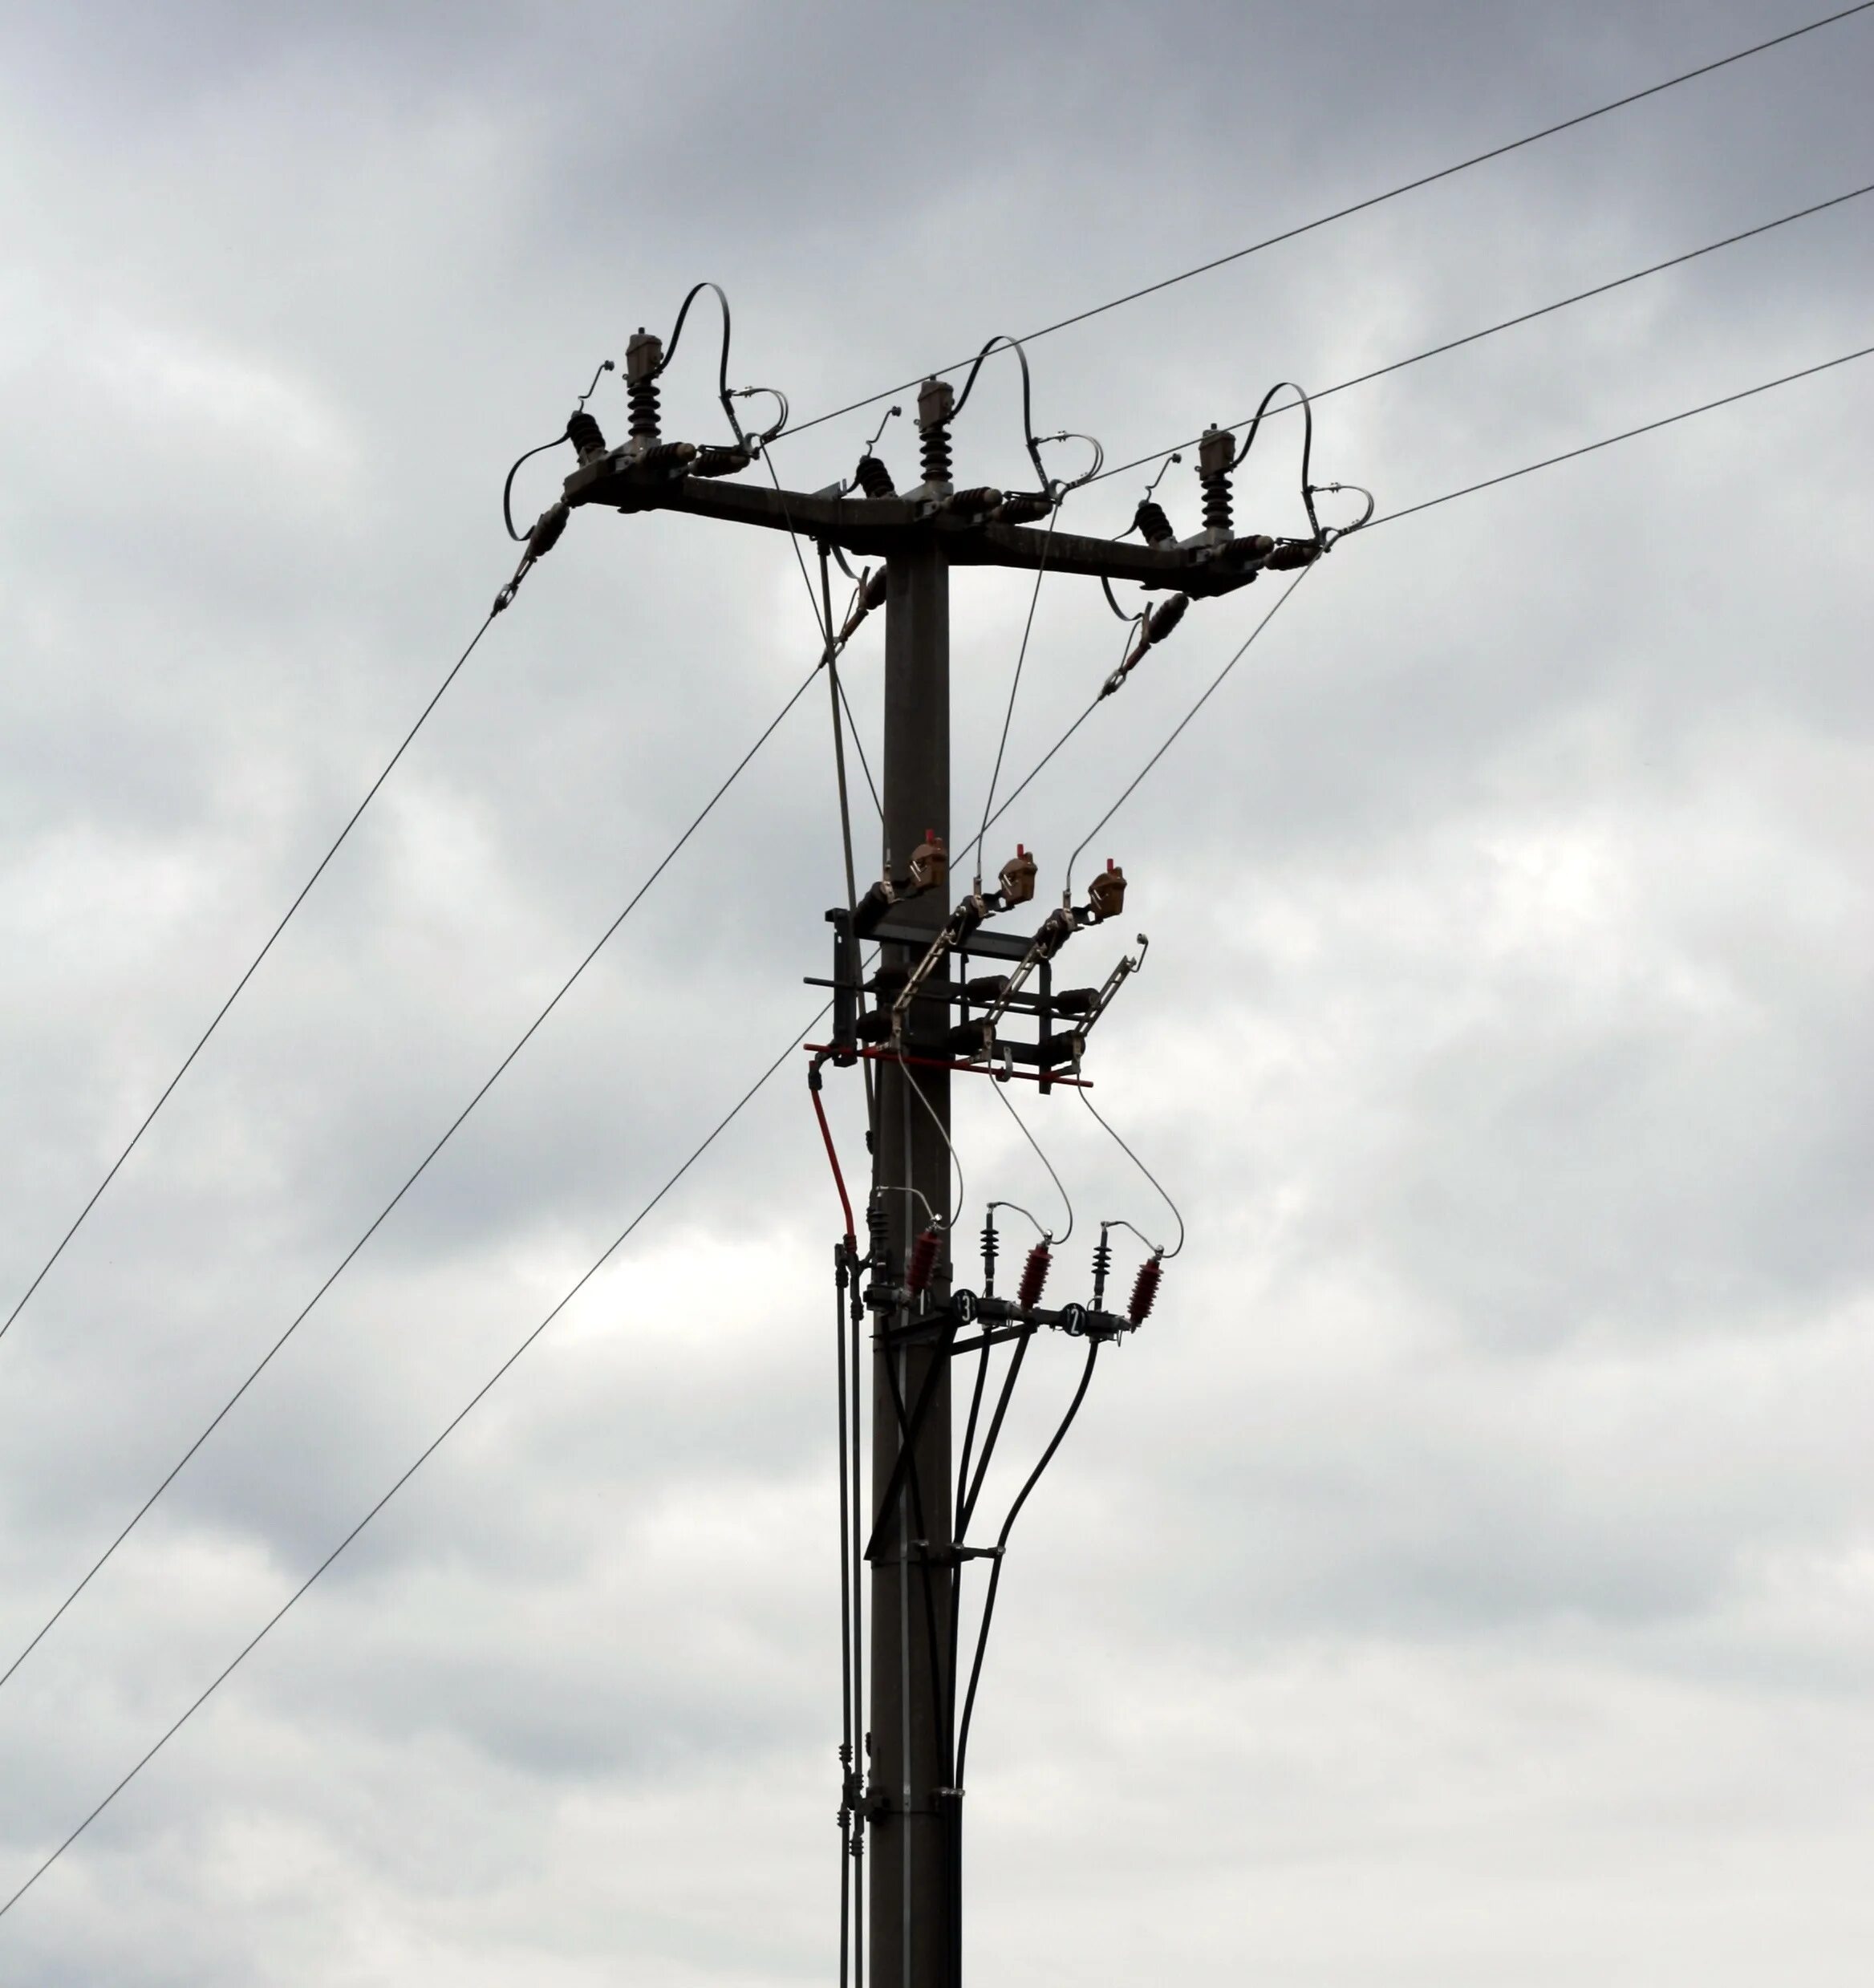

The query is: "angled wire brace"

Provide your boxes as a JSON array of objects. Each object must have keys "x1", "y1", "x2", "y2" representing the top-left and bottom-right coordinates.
[
  {"x1": 0, "y1": 998, "x2": 831, "y2": 1923},
  {"x1": 0, "y1": 655, "x2": 830, "y2": 1698},
  {"x1": 0, "y1": 606, "x2": 505, "y2": 1351},
  {"x1": 774, "y1": 2, "x2": 1874, "y2": 443}
]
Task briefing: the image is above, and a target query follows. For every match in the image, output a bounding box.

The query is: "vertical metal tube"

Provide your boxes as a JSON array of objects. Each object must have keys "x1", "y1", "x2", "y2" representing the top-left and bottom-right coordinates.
[{"x1": 868, "y1": 538, "x2": 955, "y2": 1988}]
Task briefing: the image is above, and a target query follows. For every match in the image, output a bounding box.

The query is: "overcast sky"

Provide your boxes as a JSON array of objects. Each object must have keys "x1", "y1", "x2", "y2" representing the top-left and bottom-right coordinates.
[{"x1": 2, "y1": 2, "x2": 1871, "y2": 1982}]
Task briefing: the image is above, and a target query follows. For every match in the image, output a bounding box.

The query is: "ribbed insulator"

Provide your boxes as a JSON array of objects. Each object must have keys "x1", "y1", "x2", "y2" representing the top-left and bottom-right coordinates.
[
  {"x1": 980, "y1": 1217, "x2": 1000, "y2": 1296},
  {"x1": 627, "y1": 374, "x2": 662, "y2": 446},
  {"x1": 566, "y1": 410, "x2": 608, "y2": 466},
  {"x1": 689, "y1": 444, "x2": 750, "y2": 478},
  {"x1": 1146, "y1": 594, "x2": 1189, "y2": 644},
  {"x1": 996, "y1": 491, "x2": 1053, "y2": 525},
  {"x1": 907, "y1": 1226, "x2": 942, "y2": 1296},
  {"x1": 854, "y1": 453, "x2": 896, "y2": 498},
  {"x1": 1090, "y1": 1234, "x2": 1113, "y2": 1308},
  {"x1": 1200, "y1": 469, "x2": 1233, "y2": 535},
  {"x1": 1128, "y1": 1256, "x2": 1162, "y2": 1325},
  {"x1": 919, "y1": 420, "x2": 953, "y2": 487},
  {"x1": 1017, "y1": 1243, "x2": 1051, "y2": 1310},
  {"x1": 1134, "y1": 498, "x2": 1175, "y2": 546}
]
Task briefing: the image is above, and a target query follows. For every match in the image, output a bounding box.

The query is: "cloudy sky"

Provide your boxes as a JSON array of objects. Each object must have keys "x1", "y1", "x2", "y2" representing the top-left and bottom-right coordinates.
[{"x1": 2, "y1": 2, "x2": 1871, "y2": 1982}]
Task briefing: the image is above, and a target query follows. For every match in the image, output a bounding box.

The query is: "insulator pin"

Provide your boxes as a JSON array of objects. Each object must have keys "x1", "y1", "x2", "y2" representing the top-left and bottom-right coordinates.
[
  {"x1": 1090, "y1": 1232, "x2": 1113, "y2": 1308},
  {"x1": 1052, "y1": 987, "x2": 1097, "y2": 1017},
  {"x1": 1264, "y1": 540, "x2": 1321, "y2": 570},
  {"x1": 917, "y1": 376, "x2": 955, "y2": 488},
  {"x1": 980, "y1": 1216, "x2": 1000, "y2": 1296},
  {"x1": 566, "y1": 410, "x2": 609, "y2": 466},
  {"x1": 854, "y1": 454, "x2": 896, "y2": 498},
  {"x1": 945, "y1": 1021, "x2": 988, "y2": 1057},
  {"x1": 689, "y1": 444, "x2": 751, "y2": 478},
  {"x1": 1134, "y1": 498, "x2": 1176, "y2": 546},
  {"x1": 907, "y1": 1226, "x2": 942, "y2": 1296},
  {"x1": 944, "y1": 485, "x2": 1003, "y2": 516},
  {"x1": 525, "y1": 502, "x2": 569, "y2": 561},
  {"x1": 964, "y1": 973, "x2": 1009, "y2": 1003},
  {"x1": 995, "y1": 491, "x2": 1053, "y2": 525},
  {"x1": 1017, "y1": 1243, "x2": 1052, "y2": 1310},
  {"x1": 1128, "y1": 1255, "x2": 1162, "y2": 1325}
]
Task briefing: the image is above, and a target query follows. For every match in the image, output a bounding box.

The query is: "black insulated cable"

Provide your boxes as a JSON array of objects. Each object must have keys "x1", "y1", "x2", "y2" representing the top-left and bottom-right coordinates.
[
  {"x1": 774, "y1": 2, "x2": 1874, "y2": 442},
  {"x1": 0, "y1": 1000, "x2": 834, "y2": 1923},
  {"x1": 954, "y1": 1341, "x2": 1101, "y2": 1786}
]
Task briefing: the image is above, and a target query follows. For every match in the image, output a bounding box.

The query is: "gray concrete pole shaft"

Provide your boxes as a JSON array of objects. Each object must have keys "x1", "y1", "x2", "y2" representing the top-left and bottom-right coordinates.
[{"x1": 869, "y1": 541, "x2": 957, "y2": 1988}]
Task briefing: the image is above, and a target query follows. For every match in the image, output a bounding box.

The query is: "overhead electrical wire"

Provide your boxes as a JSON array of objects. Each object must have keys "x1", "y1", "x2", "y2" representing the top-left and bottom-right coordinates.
[
  {"x1": 0, "y1": 998, "x2": 834, "y2": 1923},
  {"x1": 1064, "y1": 571, "x2": 1314, "y2": 900},
  {"x1": 1088, "y1": 178, "x2": 1874, "y2": 490},
  {"x1": 0, "y1": 631, "x2": 868, "y2": 1699},
  {"x1": 1368, "y1": 340, "x2": 1874, "y2": 526},
  {"x1": 0, "y1": 604, "x2": 509, "y2": 1352},
  {"x1": 774, "y1": 1, "x2": 1874, "y2": 443},
  {"x1": 963, "y1": 336, "x2": 1873, "y2": 877}
]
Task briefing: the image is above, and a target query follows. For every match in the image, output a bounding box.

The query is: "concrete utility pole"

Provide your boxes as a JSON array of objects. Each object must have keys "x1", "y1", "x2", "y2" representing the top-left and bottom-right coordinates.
[{"x1": 560, "y1": 345, "x2": 1300, "y2": 1986}]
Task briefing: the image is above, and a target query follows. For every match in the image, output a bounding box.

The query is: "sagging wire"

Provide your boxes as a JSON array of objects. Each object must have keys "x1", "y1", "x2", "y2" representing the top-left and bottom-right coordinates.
[
  {"x1": 1315, "y1": 480, "x2": 1377, "y2": 546},
  {"x1": 949, "y1": 333, "x2": 1106, "y2": 499},
  {"x1": 1077, "y1": 1087, "x2": 1185, "y2": 1258},
  {"x1": 897, "y1": 1055, "x2": 965, "y2": 1224},
  {"x1": 1063, "y1": 566, "x2": 1313, "y2": 902},
  {"x1": 988, "y1": 1084, "x2": 1073, "y2": 1244},
  {"x1": 655, "y1": 279, "x2": 753, "y2": 452},
  {"x1": 1226, "y1": 379, "x2": 1322, "y2": 542},
  {"x1": 731, "y1": 383, "x2": 792, "y2": 446}
]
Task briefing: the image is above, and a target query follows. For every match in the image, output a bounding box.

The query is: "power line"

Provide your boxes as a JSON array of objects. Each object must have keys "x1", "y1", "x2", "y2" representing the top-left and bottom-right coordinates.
[
  {"x1": 0, "y1": 654, "x2": 835, "y2": 1698},
  {"x1": 1089, "y1": 179, "x2": 1874, "y2": 489},
  {"x1": 967, "y1": 339, "x2": 1874, "y2": 874},
  {"x1": 0, "y1": 606, "x2": 506, "y2": 1351},
  {"x1": 1370, "y1": 341, "x2": 1874, "y2": 526},
  {"x1": 1064, "y1": 570, "x2": 1313, "y2": 898},
  {"x1": 777, "y1": 2, "x2": 1874, "y2": 444},
  {"x1": 0, "y1": 999, "x2": 830, "y2": 1923}
]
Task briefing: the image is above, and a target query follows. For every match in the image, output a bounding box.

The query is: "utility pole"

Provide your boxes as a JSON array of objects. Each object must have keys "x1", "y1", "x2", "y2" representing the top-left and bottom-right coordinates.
[
  {"x1": 870, "y1": 534, "x2": 955, "y2": 1988},
  {"x1": 555, "y1": 333, "x2": 1315, "y2": 1986}
]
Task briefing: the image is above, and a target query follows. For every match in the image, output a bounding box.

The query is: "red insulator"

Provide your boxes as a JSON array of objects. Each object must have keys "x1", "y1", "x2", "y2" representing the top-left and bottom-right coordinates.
[
  {"x1": 907, "y1": 1227, "x2": 942, "y2": 1295},
  {"x1": 1128, "y1": 1255, "x2": 1162, "y2": 1325},
  {"x1": 1017, "y1": 1243, "x2": 1051, "y2": 1310}
]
